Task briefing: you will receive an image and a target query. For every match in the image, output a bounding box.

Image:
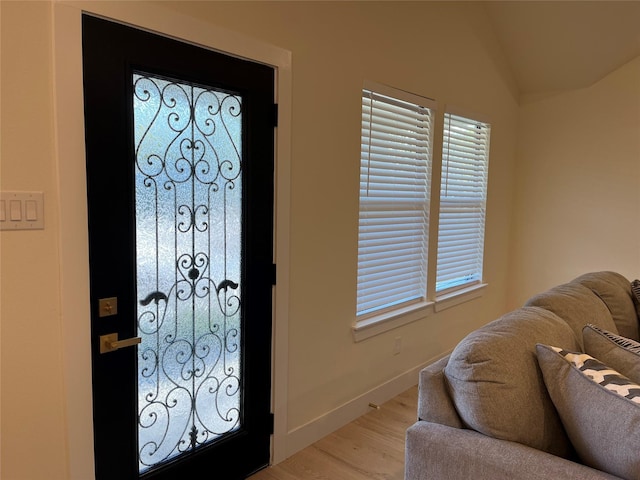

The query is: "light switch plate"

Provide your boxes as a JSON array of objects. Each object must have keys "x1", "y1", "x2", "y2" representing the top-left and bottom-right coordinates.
[{"x1": 0, "y1": 191, "x2": 44, "y2": 230}]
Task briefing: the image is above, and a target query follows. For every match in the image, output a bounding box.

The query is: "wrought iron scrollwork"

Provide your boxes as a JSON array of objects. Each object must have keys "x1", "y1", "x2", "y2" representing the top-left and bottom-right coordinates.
[{"x1": 133, "y1": 72, "x2": 243, "y2": 472}]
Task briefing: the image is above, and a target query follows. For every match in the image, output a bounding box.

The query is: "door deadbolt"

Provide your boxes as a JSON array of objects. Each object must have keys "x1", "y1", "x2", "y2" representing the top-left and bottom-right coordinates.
[
  {"x1": 99, "y1": 297, "x2": 118, "y2": 317},
  {"x1": 100, "y1": 333, "x2": 141, "y2": 354}
]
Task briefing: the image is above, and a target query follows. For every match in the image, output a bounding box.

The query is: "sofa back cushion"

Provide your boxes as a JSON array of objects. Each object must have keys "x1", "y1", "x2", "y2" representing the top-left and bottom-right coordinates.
[
  {"x1": 444, "y1": 306, "x2": 579, "y2": 458},
  {"x1": 524, "y1": 282, "x2": 618, "y2": 348},
  {"x1": 571, "y1": 271, "x2": 639, "y2": 341}
]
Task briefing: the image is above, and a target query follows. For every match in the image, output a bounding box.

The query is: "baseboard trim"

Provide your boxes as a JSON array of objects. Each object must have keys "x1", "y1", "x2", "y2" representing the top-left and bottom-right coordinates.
[{"x1": 275, "y1": 351, "x2": 450, "y2": 463}]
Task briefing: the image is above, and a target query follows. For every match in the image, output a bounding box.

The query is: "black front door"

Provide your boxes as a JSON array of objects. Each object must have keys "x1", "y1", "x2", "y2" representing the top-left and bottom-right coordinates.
[{"x1": 82, "y1": 14, "x2": 275, "y2": 479}]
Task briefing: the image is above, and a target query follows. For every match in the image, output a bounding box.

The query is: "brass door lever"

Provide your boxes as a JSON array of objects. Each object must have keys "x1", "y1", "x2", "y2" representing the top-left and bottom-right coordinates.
[{"x1": 100, "y1": 333, "x2": 141, "y2": 354}]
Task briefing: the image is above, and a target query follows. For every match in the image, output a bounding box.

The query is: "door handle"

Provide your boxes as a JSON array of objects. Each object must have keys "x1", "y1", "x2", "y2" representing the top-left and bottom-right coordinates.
[{"x1": 100, "y1": 333, "x2": 141, "y2": 354}]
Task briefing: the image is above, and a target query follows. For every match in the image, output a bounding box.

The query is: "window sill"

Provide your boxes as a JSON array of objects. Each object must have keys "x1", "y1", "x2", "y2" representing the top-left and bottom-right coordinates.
[
  {"x1": 352, "y1": 300, "x2": 435, "y2": 342},
  {"x1": 434, "y1": 283, "x2": 487, "y2": 312},
  {"x1": 351, "y1": 284, "x2": 487, "y2": 342}
]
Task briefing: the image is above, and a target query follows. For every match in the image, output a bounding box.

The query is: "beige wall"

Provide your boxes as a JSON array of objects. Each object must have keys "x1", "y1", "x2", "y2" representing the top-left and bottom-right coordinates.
[
  {"x1": 171, "y1": 0, "x2": 519, "y2": 423},
  {"x1": 1, "y1": 2, "x2": 69, "y2": 479},
  {"x1": 1, "y1": 1, "x2": 520, "y2": 478},
  {"x1": 510, "y1": 56, "x2": 640, "y2": 306}
]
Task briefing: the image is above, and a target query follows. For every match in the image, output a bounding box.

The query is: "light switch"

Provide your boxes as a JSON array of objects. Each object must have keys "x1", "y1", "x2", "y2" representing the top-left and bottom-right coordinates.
[
  {"x1": 0, "y1": 191, "x2": 44, "y2": 230},
  {"x1": 25, "y1": 200, "x2": 37, "y2": 221},
  {"x1": 10, "y1": 200, "x2": 21, "y2": 221}
]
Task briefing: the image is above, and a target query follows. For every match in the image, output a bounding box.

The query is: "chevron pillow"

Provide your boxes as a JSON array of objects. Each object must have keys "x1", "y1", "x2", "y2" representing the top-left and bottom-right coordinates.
[
  {"x1": 554, "y1": 347, "x2": 640, "y2": 401},
  {"x1": 583, "y1": 324, "x2": 640, "y2": 384},
  {"x1": 536, "y1": 344, "x2": 640, "y2": 480}
]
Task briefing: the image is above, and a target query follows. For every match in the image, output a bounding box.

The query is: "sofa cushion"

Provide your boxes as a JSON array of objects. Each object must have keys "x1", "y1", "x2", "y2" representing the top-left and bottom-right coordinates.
[
  {"x1": 536, "y1": 344, "x2": 640, "y2": 480},
  {"x1": 524, "y1": 282, "x2": 618, "y2": 348},
  {"x1": 583, "y1": 324, "x2": 640, "y2": 383},
  {"x1": 444, "y1": 306, "x2": 578, "y2": 458},
  {"x1": 572, "y1": 271, "x2": 639, "y2": 341},
  {"x1": 406, "y1": 422, "x2": 623, "y2": 480}
]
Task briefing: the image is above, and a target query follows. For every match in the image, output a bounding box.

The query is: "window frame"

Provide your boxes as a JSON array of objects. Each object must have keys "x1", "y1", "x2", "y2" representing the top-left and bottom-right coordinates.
[
  {"x1": 353, "y1": 86, "x2": 492, "y2": 342},
  {"x1": 355, "y1": 81, "x2": 437, "y2": 331},
  {"x1": 435, "y1": 108, "x2": 491, "y2": 300}
]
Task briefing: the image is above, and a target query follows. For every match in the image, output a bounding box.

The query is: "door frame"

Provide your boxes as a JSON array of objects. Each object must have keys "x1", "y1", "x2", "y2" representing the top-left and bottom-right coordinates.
[{"x1": 53, "y1": 3, "x2": 291, "y2": 478}]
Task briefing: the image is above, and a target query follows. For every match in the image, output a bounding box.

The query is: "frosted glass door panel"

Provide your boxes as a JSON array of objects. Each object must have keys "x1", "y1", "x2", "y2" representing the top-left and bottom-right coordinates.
[{"x1": 133, "y1": 72, "x2": 243, "y2": 473}]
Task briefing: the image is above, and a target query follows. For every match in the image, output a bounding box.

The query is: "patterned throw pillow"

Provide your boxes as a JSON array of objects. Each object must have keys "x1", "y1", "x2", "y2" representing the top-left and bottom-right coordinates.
[
  {"x1": 583, "y1": 324, "x2": 640, "y2": 384},
  {"x1": 553, "y1": 347, "x2": 640, "y2": 402},
  {"x1": 536, "y1": 344, "x2": 640, "y2": 480},
  {"x1": 632, "y1": 279, "x2": 640, "y2": 319}
]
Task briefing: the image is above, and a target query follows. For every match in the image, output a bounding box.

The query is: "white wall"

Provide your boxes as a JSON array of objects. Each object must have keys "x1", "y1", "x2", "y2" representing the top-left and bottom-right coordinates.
[
  {"x1": 510, "y1": 56, "x2": 640, "y2": 306},
  {"x1": 1, "y1": 2, "x2": 519, "y2": 479}
]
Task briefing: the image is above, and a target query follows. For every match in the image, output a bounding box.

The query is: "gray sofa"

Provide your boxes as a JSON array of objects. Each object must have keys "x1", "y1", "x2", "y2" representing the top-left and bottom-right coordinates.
[{"x1": 405, "y1": 271, "x2": 640, "y2": 480}]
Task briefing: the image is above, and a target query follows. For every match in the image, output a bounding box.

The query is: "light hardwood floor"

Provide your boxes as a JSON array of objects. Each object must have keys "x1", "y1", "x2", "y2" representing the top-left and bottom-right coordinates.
[{"x1": 248, "y1": 385, "x2": 418, "y2": 480}]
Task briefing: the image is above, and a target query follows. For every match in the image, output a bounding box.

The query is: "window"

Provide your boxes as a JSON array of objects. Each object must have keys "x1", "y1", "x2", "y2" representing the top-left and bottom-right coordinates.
[
  {"x1": 354, "y1": 84, "x2": 492, "y2": 338},
  {"x1": 436, "y1": 112, "x2": 491, "y2": 294},
  {"x1": 356, "y1": 83, "x2": 435, "y2": 318}
]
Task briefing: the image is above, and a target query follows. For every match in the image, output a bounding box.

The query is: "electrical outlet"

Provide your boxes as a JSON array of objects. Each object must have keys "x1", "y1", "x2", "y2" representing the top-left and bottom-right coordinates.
[{"x1": 393, "y1": 336, "x2": 402, "y2": 355}]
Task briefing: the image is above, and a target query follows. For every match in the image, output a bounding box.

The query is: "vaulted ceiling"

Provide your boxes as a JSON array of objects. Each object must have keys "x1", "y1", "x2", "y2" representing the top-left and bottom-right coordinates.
[
  {"x1": 483, "y1": 1, "x2": 640, "y2": 95},
  {"x1": 164, "y1": 1, "x2": 640, "y2": 97}
]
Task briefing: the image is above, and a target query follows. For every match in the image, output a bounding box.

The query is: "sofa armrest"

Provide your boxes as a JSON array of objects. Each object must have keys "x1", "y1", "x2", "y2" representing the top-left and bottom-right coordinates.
[
  {"x1": 417, "y1": 355, "x2": 463, "y2": 428},
  {"x1": 405, "y1": 421, "x2": 620, "y2": 480}
]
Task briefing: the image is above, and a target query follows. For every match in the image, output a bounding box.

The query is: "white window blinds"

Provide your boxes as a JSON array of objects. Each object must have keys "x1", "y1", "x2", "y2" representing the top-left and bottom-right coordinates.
[
  {"x1": 357, "y1": 86, "x2": 434, "y2": 316},
  {"x1": 436, "y1": 112, "x2": 491, "y2": 293}
]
